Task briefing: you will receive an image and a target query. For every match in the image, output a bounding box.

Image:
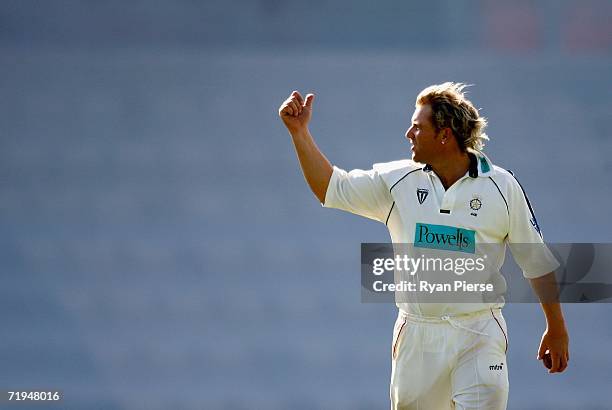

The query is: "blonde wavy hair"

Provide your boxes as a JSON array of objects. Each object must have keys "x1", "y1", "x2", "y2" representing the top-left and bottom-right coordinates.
[{"x1": 416, "y1": 82, "x2": 489, "y2": 151}]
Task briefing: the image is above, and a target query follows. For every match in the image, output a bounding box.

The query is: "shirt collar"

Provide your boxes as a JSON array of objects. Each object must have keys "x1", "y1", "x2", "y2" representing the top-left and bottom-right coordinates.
[
  {"x1": 422, "y1": 149, "x2": 495, "y2": 178},
  {"x1": 470, "y1": 149, "x2": 495, "y2": 177}
]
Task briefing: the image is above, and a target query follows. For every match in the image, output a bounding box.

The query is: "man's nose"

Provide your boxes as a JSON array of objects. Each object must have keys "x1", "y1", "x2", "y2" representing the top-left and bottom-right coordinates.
[{"x1": 405, "y1": 129, "x2": 414, "y2": 140}]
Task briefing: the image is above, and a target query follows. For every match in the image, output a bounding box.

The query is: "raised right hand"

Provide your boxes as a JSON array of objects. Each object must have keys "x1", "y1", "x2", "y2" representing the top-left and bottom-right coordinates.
[{"x1": 279, "y1": 90, "x2": 315, "y2": 134}]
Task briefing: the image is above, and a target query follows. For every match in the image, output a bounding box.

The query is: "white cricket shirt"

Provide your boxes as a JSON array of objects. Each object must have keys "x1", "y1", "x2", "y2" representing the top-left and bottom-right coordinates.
[{"x1": 323, "y1": 150, "x2": 559, "y2": 316}]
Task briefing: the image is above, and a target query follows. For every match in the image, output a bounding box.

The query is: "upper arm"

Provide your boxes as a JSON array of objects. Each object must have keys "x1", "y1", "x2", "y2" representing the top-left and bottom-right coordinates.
[
  {"x1": 506, "y1": 175, "x2": 559, "y2": 278},
  {"x1": 322, "y1": 165, "x2": 394, "y2": 223}
]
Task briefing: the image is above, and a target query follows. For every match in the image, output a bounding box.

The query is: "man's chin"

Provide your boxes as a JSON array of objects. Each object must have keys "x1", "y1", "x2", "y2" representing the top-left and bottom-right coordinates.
[{"x1": 411, "y1": 152, "x2": 426, "y2": 165}]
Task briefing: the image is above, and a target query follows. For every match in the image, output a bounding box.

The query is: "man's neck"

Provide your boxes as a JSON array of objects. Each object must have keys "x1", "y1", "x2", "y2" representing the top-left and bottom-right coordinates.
[{"x1": 429, "y1": 152, "x2": 471, "y2": 190}]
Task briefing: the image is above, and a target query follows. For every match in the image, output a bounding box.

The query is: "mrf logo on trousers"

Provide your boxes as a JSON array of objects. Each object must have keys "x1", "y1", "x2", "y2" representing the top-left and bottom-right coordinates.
[{"x1": 414, "y1": 223, "x2": 476, "y2": 254}]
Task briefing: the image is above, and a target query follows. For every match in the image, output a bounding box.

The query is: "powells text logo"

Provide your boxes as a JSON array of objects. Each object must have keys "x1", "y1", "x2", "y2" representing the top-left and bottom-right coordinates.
[{"x1": 414, "y1": 223, "x2": 476, "y2": 254}]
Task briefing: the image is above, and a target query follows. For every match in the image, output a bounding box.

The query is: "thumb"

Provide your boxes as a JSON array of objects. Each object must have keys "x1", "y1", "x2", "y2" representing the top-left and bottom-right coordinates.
[
  {"x1": 304, "y1": 93, "x2": 315, "y2": 108},
  {"x1": 537, "y1": 344, "x2": 547, "y2": 360}
]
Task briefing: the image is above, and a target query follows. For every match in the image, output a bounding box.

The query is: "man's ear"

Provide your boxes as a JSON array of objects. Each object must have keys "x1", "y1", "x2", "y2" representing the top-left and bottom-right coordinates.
[{"x1": 439, "y1": 128, "x2": 452, "y2": 145}]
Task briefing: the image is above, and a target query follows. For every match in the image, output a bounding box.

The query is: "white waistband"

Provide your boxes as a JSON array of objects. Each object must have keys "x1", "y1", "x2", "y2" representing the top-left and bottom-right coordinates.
[{"x1": 399, "y1": 308, "x2": 500, "y2": 336}]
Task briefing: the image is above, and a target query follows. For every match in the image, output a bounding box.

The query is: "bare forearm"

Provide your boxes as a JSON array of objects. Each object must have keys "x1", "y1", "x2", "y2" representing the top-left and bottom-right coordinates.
[
  {"x1": 528, "y1": 272, "x2": 567, "y2": 332},
  {"x1": 529, "y1": 271, "x2": 570, "y2": 372},
  {"x1": 279, "y1": 91, "x2": 333, "y2": 203},
  {"x1": 539, "y1": 302, "x2": 567, "y2": 334},
  {"x1": 289, "y1": 128, "x2": 333, "y2": 203}
]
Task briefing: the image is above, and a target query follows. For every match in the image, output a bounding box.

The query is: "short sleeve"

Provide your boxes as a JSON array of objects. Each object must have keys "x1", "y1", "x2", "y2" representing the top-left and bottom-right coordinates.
[
  {"x1": 506, "y1": 176, "x2": 559, "y2": 278},
  {"x1": 322, "y1": 165, "x2": 394, "y2": 224}
]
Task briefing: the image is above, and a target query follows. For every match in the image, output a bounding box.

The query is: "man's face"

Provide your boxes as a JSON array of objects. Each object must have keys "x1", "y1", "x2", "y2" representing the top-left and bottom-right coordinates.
[{"x1": 405, "y1": 104, "x2": 440, "y2": 164}]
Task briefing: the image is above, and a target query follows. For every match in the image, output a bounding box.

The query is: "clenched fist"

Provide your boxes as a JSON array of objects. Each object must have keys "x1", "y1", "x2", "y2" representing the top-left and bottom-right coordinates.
[{"x1": 279, "y1": 90, "x2": 315, "y2": 134}]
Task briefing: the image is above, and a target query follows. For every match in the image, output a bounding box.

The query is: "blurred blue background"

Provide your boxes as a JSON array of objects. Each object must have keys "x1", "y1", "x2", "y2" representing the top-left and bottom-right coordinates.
[{"x1": 1, "y1": 1, "x2": 611, "y2": 409}]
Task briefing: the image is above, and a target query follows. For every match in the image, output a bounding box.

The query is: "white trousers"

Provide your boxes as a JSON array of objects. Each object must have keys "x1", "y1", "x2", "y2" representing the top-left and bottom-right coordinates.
[{"x1": 390, "y1": 308, "x2": 509, "y2": 410}]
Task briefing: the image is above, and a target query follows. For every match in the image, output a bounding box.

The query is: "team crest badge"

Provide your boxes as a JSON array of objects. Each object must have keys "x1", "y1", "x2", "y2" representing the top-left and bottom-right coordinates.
[
  {"x1": 470, "y1": 195, "x2": 482, "y2": 211},
  {"x1": 416, "y1": 188, "x2": 429, "y2": 204}
]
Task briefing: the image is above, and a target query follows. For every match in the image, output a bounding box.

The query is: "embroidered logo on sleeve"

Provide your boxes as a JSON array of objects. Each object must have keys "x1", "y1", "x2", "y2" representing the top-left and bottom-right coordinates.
[{"x1": 530, "y1": 217, "x2": 541, "y2": 234}]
